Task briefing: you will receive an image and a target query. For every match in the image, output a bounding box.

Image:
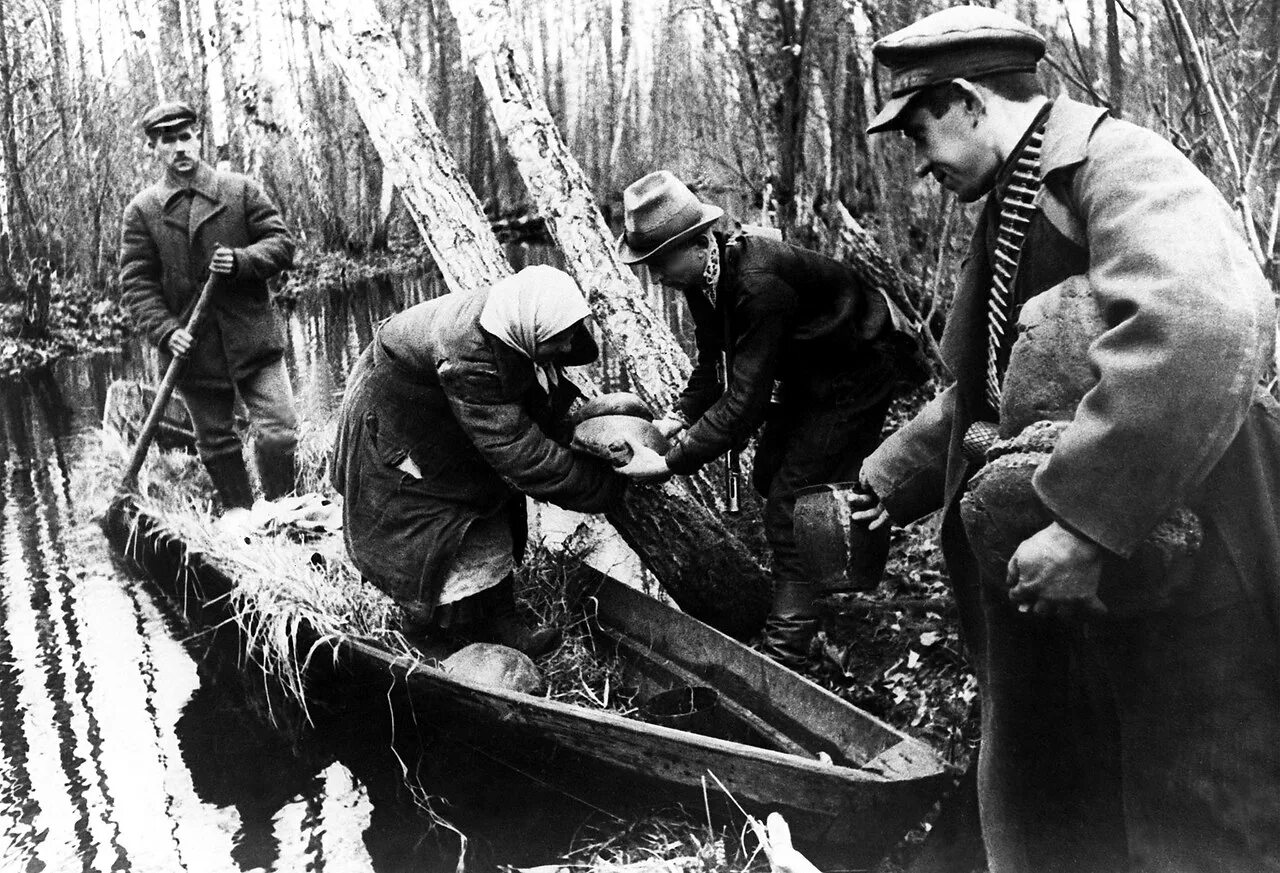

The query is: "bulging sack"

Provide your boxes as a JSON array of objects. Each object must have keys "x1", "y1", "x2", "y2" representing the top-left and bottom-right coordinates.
[{"x1": 570, "y1": 392, "x2": 668, "y2": 466}]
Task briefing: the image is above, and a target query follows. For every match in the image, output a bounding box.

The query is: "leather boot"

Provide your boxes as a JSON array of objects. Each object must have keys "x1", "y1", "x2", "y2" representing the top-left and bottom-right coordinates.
[
  {"x1": 477, "y1": 576, "x2": 561, "y2": 658},
  {"x1": 203, "y1": 453, "x2": 255, "y2": 512},
  {"x1": 255, "y1": 441, "x2": 298, "y2": 501},
  {"x1": 759, "y1": 580, "x2": 819, "y2": 671}
]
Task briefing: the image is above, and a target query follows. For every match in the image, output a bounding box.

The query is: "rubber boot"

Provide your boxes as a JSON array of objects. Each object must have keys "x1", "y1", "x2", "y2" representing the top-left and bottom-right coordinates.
[
  {"x1": 203, "y1": 452, "x2": 255, "y2": 512},
  {"x1": 758, "y1": 580, "x2": 820, "y2": 671},
  {"x1": 477, "y1": 576, "x2": 561, "y2": 658},
  {"x1": 255, "y1": 441, "x2": 298, "y2": 501}
]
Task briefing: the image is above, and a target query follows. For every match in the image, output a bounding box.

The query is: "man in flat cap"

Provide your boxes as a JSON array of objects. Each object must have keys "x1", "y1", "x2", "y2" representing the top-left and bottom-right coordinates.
[
  {"x1": 613, "y1": 170, "x2": 916, "y2": 669},
  {"x1": 853, "y1": 5, "x2": 1280, "y2": 872},
  {"x1": 120, "y1": 101, "x2": 299, "y2": 512}
]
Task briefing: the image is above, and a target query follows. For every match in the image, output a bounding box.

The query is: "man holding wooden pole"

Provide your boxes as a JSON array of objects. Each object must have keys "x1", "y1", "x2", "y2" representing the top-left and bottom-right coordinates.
[
  {"x1": 854, "y1": 7, "x2": 1280, "y2": 871},
  {"x1": 120, "y1": 101, "x2": 300, "y2": 513}
]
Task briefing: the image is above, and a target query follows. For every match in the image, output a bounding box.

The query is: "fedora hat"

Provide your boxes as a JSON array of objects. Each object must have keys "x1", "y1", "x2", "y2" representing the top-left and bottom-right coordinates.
[{"x1": 617, "y1": 171, "x2": 724, "y2": 264}]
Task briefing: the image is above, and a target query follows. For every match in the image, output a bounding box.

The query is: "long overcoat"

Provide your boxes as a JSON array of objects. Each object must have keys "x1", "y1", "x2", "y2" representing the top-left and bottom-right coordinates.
[
  {"x1": 330, "y1": 288, "x2": 624, "y2": 609},
  {"x1": 863, "y1": 97, "x2": 1280, "y2": 871},
  {"x1": 120, "y1": 161, "x2": 295, "y2": 389}
]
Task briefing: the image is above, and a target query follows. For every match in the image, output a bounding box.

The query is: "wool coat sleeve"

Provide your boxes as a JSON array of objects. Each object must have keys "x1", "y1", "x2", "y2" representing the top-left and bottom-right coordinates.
[
  {"x1": 665, "y1": 272, "x2": 797, "y2": 475},
  {"x1": 231, "y1": 179, "x2": 294, "y2": 282},
  {"x1": 438, "y1": 356, "x2": 624, "y2": 513},
  {"x1": 674, "y1": 292, "x2": 726, "y2": 424},
  {"x1": 862, "y1": 383, "x2": 958, "y2": 524},
  {"x1": 119, "y1": 197, "x2": 183, "y2": 348},
  {"x1": 1033, "y1": 121, "x2": 1273, "y2": 557}
]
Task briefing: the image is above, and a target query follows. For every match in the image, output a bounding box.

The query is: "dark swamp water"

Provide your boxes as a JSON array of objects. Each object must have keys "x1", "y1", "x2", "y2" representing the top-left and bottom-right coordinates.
[{"x1": 0, "y1": 251, "x2": 697, "y2": 872}]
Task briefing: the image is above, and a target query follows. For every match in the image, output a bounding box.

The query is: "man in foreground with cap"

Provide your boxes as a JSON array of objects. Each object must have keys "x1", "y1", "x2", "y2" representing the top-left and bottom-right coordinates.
[
  {"x1": 613, "y1": 170, "x2": 911, "y2": 670},
  {"x1": 121, "y1": 101, "x2": 299, "y2": 513},
  {"x1": 853, "y1": 5, "x2": 1280, "y2": 872}
]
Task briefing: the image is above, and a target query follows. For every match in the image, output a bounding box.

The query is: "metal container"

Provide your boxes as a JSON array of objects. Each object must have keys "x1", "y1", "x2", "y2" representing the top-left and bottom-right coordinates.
[{"x1": 794, "y1": 481, "x2": 891, "y2": 591}]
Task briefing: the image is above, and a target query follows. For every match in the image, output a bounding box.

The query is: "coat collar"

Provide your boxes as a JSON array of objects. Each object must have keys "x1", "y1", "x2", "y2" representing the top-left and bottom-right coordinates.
[
  {"x1": 158, "y1": 161, "x2": 227, "y2": 239},
  {"x1": 1039, "y1": 96, "x2": 1110, "y2": 177},
  {"x1": 158, "y1": 160, "x2": 220, "y2": 209}
]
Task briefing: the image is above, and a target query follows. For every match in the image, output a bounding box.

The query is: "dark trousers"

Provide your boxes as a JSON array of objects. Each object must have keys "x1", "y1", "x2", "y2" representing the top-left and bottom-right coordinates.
[
  {"x1": 754, "y1": 394, "x2": 891, "y2": 581},
  {"x1": 179, "y1": 358, "x2": 299, "y2": 462},
  {"x1": 972, "y1": 521, "x2": 1280, "y2": 873}
]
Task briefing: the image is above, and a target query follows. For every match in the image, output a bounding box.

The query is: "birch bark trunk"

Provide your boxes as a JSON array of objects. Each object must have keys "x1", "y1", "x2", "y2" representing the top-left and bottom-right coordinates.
[{"x1": 309, "y1": 0, "x2": 772, "y2": 638}]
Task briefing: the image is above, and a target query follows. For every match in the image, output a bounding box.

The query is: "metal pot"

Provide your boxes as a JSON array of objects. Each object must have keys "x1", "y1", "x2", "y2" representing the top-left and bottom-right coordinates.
[{"x1": 794, "y1": 481, "x2": 891, "y2": 591}]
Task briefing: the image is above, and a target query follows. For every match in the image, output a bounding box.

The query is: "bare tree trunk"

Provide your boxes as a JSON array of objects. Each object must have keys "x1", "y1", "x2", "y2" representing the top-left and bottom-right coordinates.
[
  {"x1": 308, "y1": 0, "x2": 509, "y2": 287},
  {"x1": 197, "y1": 0, "x2": 233, "y2": 169},
  {"x1": 122, "y1": 0, "x2": 167, "y2": 99},
  {"x1": 312, "y1": 0, "x2": 771, "y2": 638},
  {"x1": 0, "y1": 0, "x2": 32, "y2": 263},
  {"x1": 1105, "y1": 0, "x2": 1125, "y2": 116}
]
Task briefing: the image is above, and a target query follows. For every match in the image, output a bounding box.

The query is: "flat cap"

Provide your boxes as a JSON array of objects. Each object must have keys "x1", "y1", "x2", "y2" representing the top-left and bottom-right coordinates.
[
  {"x1": 868, "y1": 6, "x2": 1044, "y2": 133},
  {"x1": 140, "y1": 100, "x2": 198, "y2": 135}
]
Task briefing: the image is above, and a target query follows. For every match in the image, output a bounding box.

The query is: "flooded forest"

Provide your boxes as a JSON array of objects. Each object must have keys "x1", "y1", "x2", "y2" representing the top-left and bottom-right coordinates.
[{"x1": 0, "y1": 0, "x2": 1278, "y2": 871}]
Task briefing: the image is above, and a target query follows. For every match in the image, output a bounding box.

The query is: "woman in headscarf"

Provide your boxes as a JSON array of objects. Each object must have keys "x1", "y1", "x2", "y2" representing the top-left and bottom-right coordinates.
[{"x1": 332, "y1": 265, "x2": 625, "y2": 656}]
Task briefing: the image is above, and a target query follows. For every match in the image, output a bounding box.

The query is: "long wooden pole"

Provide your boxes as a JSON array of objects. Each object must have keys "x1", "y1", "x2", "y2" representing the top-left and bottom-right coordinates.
[{"x1": 118, "y1": 274, "x2": 219, "y2": 492}]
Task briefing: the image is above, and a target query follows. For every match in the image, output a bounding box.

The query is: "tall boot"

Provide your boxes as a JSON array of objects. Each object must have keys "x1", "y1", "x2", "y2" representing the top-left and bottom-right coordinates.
[
  {"x1": 477, "y1": 576, "x2": 561, "y2": 658},
  {"x1": 254, "y1": 441, "x2": 297, "y2": 501},
  {"x1": 759, "y1": 580, "x2": 820, "y2": 671},
  {"x1": 203, "y1": 452, "x2": 255, "y2": 512}
]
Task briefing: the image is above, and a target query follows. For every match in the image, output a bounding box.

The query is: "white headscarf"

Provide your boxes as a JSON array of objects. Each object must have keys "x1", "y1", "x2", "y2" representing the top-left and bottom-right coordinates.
[{"x1": 479, "y1": 266, "x2": 590, "y2": 389}]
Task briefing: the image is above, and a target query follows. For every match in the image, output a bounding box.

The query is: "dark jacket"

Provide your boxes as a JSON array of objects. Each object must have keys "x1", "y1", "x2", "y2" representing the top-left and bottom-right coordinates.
[
  {"x1": 665, "y1": 232, "x2": 895, "y2": 474},
  {"x1": 330, "y1": 288, "x2": 624, "y2": 606},
  {"x1": 120, "y1": 161, "x2": 295, "y2": 388}
]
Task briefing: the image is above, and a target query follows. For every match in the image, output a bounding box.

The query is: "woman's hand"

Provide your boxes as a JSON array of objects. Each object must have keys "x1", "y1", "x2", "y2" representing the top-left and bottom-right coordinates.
[{"x1": 617, "y1": 443, "x2": 673, "y2": 483}]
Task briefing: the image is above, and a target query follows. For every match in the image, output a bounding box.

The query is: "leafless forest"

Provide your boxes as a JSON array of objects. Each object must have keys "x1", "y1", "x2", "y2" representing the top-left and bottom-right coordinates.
[{"x1": 0, "y1": 0, "x2": 1276, "y2": 364}]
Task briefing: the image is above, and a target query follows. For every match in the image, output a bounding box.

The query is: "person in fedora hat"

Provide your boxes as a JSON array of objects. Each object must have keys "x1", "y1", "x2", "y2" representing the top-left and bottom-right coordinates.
[
  {"x1": 120, "y1": 100, "x2": 300, "y2": 515},
  {"x1": 615, "y1": 170, "x2": 911, "y2": 670},
  {"x1": 849, "y1": 6, "x2": 1280, "y2": 872}
]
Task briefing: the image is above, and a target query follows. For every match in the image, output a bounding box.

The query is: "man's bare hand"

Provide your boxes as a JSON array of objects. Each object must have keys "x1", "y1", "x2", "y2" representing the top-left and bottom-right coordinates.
[
  {"x1": 167, "y1": 327, "x2": 194, "y2": 358},
  {"x1": 1006, "y1": 521, "x2": 1108, "y2": 621},
  {"x1": 845, "y1": 488, "x2": 890, "y2": 530},
  {"x1": 617, "y1": 443, "x2": 673, "y2": 483},
  {"x1": 210, "y1": 245, "x2": 236, "y2": 276},
  {"x1": 846, "y1": 471, "x2": 890, "y2": 530},
  {"x1": 653, "y1": 416, "x2": 686, "y2": 440}
]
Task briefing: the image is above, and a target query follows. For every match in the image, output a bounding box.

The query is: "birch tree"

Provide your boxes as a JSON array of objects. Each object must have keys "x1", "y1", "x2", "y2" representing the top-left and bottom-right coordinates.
[{"x1": 306, "y1": 0, "x2": 773, "y2": 638}]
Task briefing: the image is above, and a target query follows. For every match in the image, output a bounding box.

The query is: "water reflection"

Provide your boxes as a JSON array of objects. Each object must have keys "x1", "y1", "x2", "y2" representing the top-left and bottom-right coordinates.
[{"x1": 0, "y1": 260, "x2": 679, "y2": 871}]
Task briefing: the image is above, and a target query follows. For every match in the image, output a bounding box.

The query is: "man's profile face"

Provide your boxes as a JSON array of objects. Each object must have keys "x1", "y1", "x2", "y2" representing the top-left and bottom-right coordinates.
[
  {"x1": 152, "y1": 124, "x2": 201, "y2": 177},
  {"x1": 644, "y1": 238, "x2": 708, "y2": 290},
  {"x1": 900, "y1": 98, "x2": 999, "y2": 203}
]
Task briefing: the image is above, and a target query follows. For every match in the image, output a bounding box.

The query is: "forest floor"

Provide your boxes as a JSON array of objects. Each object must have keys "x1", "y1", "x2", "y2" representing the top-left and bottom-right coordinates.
[{"x1": 546, "y1": 385, "x2": 981, "y2": 872}]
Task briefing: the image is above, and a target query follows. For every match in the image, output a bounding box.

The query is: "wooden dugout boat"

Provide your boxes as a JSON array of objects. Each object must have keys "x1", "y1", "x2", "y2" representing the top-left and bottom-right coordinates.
[{"x1": 101, "y1": 385, "x2": 950, "y2": 864}]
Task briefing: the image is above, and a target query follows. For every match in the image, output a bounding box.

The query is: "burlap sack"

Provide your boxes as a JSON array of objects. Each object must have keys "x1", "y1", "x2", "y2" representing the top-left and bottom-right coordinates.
[
  {"x1": 963, "y1": 277, "x2": 1202, "y2": 613},
  {"x1": 570, "y1": 391, "x2": 669, "y2": 465},
  {"x1": 442, "y1": 642, "x2": 546, "y2": 695}
]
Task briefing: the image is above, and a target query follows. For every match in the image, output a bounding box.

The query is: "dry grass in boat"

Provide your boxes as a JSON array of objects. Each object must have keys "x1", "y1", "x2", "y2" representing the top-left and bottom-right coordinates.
[
  {"x1": 83, "y1": 421, "x2": 637, "y2": 718},
  {"x1": 80, "y1": 424, "x2": 406, "y2": 707},
  {"x1": 562, "y1": 809, "x2": 770, "y2": 873},
  {"x1": 518, "y1": 545, "x2": 639, "y2": 716}
]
